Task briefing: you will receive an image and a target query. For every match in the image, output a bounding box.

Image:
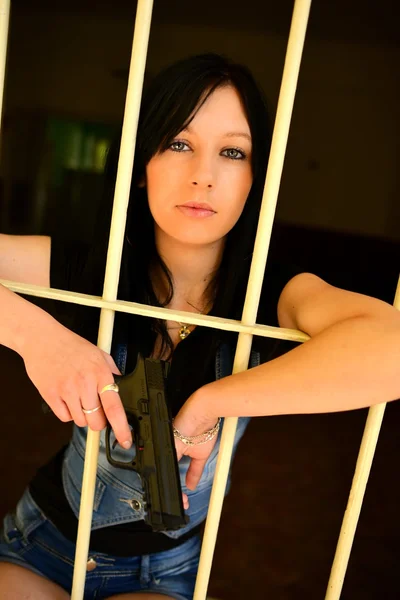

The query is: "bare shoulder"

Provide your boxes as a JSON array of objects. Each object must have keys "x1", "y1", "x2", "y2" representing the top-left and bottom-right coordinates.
[
  {"x1": 0, "y1": 233, "x2": 51, "y2": 287},
  {"x1": 277, "y1": 272, "x2": 399, "y2": 336}
]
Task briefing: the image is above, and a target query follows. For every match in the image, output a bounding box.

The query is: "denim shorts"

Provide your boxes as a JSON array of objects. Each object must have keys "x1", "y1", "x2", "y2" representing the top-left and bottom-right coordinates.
[{"x1": 0, "y1": 488, "x2": 200, "y2": 600}]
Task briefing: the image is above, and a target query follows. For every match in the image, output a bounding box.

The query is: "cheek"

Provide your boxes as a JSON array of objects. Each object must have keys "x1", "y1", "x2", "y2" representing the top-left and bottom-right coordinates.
[
  {"x1": 225, "y1": 169, "x2": 253, "y2": 221},
  {"x1": 239, "y1": 173, "x2": 253, "y2": 204},
  {"x1": 147, "y1": 161, "x2": 165, "y2": 197},
  {"x1": 146, "y1": 161, "x2": 177, "y2": 215}
]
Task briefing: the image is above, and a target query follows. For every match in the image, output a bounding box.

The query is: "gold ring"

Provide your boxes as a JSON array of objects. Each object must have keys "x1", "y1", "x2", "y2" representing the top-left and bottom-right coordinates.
[
  {"x1": 100, "y1": 383, "x2": 119, "y2": 394},
  {"x1": 82, "y1": 405, "x2": 102, "y2": 415}
]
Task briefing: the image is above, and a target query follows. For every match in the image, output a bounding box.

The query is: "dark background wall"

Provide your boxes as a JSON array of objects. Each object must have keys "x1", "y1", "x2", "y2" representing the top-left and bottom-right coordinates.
[
  {"x1": 1, "y1": 0, "x2": 400, "y2": 241},
  {"x1": 0, "y1": 1, "x2": 400, "y2": 598}
]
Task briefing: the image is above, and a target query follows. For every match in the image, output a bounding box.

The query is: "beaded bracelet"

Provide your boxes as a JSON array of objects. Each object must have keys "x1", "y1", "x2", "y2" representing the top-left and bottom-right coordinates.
[{"x1": 172, "y1": 417, "x2": 221, "y2": 446}]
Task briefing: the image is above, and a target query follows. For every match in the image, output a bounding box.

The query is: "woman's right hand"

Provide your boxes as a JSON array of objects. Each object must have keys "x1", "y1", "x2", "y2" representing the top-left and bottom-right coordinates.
[
  {"x1": 21, "y1": 315, "x2": 133, "y2": 449},
  {"x1": 0, "y1": 234, "x2": 131, "y2": 447}
]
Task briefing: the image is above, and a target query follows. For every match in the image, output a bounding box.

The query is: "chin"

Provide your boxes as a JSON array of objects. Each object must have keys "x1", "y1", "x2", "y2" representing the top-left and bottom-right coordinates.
[
  {"x1": 177, "y1": 234, "x2": 222, "y2": 246},
  {"x1": 167, "y1": 228, "x2": 225, "y2": 247},
  {"x1": 155, "y1": 219, "x2": 231, "y2": 247}
]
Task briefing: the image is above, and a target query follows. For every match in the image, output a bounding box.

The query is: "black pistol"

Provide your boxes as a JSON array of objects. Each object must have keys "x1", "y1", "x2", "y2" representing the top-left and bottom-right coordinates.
[{"x1": 105, "y1": 355, "x2": 189, "y2": 532}]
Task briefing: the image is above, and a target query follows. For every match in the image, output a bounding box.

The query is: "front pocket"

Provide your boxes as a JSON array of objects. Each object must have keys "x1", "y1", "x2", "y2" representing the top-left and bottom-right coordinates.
[
  {"x1": 62, "y1": 439, "x2": 147, "y2": 529},
  {"x1": 32, "y1": 525, "x2": 75, "y2": 568}
]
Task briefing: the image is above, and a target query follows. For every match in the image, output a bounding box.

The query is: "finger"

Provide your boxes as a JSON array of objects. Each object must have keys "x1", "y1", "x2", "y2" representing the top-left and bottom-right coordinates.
[
  {"x1": 185, "y1": 457, "x2": 208, "y2": 491},
  {"x1": 50, "y1": 397, "x2": 73, "y2": 423},
  {"x1": 80, "y1": 375, "x2": 107, "y2": 431},
  {"x1": 101, "y1": 351, "x2": 122, "y2": 375},
  {"x1": 182, "y1": 492, "x2": 189, "y2": 510},
  {"x1": 98, "y1": 376, "x2": 132, "y2": 449},
  {"x1": 64, "y1": 393, "x2": 88, "y2": 428}
]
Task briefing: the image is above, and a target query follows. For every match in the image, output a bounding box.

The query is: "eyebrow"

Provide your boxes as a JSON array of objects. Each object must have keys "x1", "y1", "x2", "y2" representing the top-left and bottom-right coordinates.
[
  {"x1": 224, "y1": 132, "x2": 252, "y2": 143},
  {"x1": 182, "y1": 126, "x2": 252, "y2": 143}
]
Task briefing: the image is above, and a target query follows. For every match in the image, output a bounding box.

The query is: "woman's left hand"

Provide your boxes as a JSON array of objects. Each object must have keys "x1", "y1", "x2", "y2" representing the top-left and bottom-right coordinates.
[{"x1": 173, "y1": 392, "x2": 220, "y2": 491}]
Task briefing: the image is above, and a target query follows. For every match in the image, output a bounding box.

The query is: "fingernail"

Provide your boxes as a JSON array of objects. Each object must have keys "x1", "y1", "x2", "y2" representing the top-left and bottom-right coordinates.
[{"x1": 122, "y1": 440, "x2": 132, "y2": 449}]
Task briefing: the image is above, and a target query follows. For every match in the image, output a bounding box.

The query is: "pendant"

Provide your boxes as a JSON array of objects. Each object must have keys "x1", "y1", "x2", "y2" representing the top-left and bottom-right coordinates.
[{"x1": 179, "y1": 323, "x2": 191, "y2": 340}]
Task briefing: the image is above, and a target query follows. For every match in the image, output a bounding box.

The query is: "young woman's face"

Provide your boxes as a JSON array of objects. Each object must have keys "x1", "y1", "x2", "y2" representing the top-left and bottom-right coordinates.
[{"x1": 145, "y1": 85, "x2": 253, "y2": 247}]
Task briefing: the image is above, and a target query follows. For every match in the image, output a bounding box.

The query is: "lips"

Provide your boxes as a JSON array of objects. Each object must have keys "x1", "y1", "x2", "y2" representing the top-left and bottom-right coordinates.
[
  {"x1": 179, "y1": 202, "x2": 215, "y2": 211},
  {"x1": 176, "y1": 202, "x2": 216, "y2": 218}
]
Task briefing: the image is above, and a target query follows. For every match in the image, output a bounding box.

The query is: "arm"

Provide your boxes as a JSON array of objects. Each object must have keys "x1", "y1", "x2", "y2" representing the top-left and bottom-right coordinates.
[
  {"x1": 174, "y1": 273, "x2": 400, "y2": 487},
  {"x1": 198, "y1": 273, "x2": 400, "y2": 418},
  {"x1": 0, "y1": 233, "x2": 52, "y2": 352},
  {"x1": 0, "y1": 233, "x2": 51, "y2": 286},
  {"x1": 0, "y1": 234, "x2": 132, "y2": 448}
]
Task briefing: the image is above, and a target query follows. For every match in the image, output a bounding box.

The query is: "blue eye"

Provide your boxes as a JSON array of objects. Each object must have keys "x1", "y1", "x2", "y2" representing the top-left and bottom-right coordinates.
[
  {"x1": 222, "y1": 148, "x2": 246, "y2": 160},
  {"x1": 169, "y1": 141, "x2": 190, "y2": 152}
]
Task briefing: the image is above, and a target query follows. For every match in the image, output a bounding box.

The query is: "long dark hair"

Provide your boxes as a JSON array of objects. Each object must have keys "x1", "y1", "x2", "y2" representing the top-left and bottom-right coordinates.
[{"x1": 82, "y1": 53, "x2": 271, "y2": 362}]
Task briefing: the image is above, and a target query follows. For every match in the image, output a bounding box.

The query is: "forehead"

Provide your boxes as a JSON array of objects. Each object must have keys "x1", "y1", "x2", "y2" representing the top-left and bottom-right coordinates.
[{"x1": 185, "y1": 85, "x2": 251, "y2": 136}]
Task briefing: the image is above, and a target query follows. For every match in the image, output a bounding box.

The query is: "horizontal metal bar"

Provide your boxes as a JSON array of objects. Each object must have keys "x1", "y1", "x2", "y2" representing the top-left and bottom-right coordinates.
[{"x1": 0, "y1": 277, "x2": 309, "y2": 343}]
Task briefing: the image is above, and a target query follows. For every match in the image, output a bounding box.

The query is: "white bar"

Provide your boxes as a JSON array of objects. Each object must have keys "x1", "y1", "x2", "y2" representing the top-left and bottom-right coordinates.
[
  {"x1": 325, "y1": 275, "x2": 400, "y2": 600},
  {"x1": 0, "y1": 278, "x2": 309, "y2": 344},
  {"x1": 70, "y1": 1, "x2": 154, "y2": 597},
  {"x1": 0, "y1": 0, "x2": 10, "y2": 130},
  {"x1": 3, "y1": 0, "x2": 396, "y2": 596},
  {"x1": 193, "y1": 1, "x2": 312, "y2": 598}
]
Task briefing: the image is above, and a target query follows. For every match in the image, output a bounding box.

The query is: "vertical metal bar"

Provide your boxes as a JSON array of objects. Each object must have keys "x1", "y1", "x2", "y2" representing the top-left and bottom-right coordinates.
[
  {"x1": 193, "y1": 1, "x2": 312, "y2": 597},
  {"x1": 0, "y1": 0, "x2": 10, "y2": 228},
  {"x1": 70, "y1": 1, "x2": 154, "y2": 597},
  {"x1": 325, "y1": 275, "x2": 400, "y2": 600},
  {"x1": 0, "y1": 0, "x2": 10, "y2": 134}
]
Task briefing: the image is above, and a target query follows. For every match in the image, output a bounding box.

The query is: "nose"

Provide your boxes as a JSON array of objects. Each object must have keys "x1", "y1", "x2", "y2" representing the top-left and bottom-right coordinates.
[
  {"x1": 190, "y1": 154, "x2": 214, "y2": 189},
  {"x1": 192, "y1": 180, "x2": 212, "y2": 188}
]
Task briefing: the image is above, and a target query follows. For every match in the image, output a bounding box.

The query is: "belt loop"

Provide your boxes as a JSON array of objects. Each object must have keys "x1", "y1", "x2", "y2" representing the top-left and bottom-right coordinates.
[{"x1": 139, "y1": 554, "x2": 151, "y2": 585}]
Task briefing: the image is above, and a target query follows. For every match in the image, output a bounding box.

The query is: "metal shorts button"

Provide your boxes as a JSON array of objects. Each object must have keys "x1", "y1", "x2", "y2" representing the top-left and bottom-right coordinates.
[
  {"x1": 129, "y1": 499, "x2": 141, "y2": 511},
  {"x1": 87, "y1": 558, "x2": 97, "y2": 571},
  {"x1": 119, "y1": 497, "x2": 142, "y2": 511}
]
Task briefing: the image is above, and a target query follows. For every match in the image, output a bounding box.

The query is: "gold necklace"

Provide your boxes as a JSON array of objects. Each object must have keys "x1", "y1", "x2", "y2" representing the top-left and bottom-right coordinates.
[
  {"x1": 167, "y1": 300, "x2": 208, "y2": 340},
  {"x1": 178, "y1": 323, "x2": 192, "y2": 340},
  {"x1": 166, "y1": 321, "x2": 194, "y2": 340}
]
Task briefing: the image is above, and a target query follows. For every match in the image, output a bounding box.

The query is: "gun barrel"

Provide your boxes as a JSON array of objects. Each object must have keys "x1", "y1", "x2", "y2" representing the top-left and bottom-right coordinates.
[{"x1": 144, "y1": 359, "x2": 188, "y2": 530}]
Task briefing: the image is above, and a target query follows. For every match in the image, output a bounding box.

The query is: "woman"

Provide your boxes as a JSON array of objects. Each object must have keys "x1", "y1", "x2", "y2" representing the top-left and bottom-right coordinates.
[{"x1": 0, "y1": 53, "x2": 399, "y2": 599}]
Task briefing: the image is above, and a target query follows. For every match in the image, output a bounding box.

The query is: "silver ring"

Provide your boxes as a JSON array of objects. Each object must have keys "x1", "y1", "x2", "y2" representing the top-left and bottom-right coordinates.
[
  {"x1": 100, "y1": 383, "x2": 119, "y2": 394},
  {"x1": 82, "y1": 405, "x2": 102, "y2": 415}
]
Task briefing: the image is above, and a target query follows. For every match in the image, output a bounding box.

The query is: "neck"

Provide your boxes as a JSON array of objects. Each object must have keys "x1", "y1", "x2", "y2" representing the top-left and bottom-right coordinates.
[{"x1": 152, "y1": 227, "x2": 225, "y2": 312}]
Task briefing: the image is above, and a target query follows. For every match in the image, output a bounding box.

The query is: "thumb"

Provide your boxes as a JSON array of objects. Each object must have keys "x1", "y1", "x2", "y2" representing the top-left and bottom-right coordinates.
[
  {"x1": 185, "y1": 457, "x2": 207, "y2": 491},
  {"x1": 101, "y1": 350, "x2": 121, "y2": 375}
]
